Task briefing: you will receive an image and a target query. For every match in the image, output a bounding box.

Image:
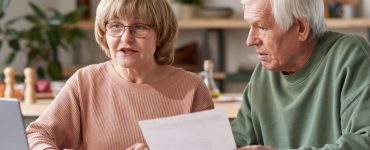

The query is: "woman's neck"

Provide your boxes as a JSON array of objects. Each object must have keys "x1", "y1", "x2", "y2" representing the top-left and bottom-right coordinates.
[{"x1": 112, "y1": 62, "x2": 172, "y2": 84}]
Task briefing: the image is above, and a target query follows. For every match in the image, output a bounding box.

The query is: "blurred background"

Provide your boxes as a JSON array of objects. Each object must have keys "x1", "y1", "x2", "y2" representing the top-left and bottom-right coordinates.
[{"x1": 0, "y1": 0, "x2": 369, "y2": 94}]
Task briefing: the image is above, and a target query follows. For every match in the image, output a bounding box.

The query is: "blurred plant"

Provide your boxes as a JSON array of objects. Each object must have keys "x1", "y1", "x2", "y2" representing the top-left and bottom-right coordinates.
[
  {"x1": 2, "y1": 1, "x2": 87, "y2": 80},
  {"x1": 0, "y1": 0, "x2": 21, "y2": 81}
]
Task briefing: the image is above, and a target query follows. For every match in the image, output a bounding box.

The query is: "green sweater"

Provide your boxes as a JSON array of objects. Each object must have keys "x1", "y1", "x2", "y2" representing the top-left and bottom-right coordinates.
[{"x1": 231, "y1": 31, "x2": 370, "y2": 149}]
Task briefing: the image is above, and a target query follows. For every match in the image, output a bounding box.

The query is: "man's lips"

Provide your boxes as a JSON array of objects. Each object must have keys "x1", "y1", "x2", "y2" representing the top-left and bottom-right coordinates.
[{"x1": 257, "y1": 52, "x2": 269, "y2": 61}]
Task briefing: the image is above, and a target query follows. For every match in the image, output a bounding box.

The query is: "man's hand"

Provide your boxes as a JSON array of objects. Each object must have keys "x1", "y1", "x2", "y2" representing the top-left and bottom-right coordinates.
[
  {"x1": 238, "y1": 145, "x2": 277, "y2": 150},
  {"x1": 126, "y1": 143, "x2": 149, "y2": 150}
]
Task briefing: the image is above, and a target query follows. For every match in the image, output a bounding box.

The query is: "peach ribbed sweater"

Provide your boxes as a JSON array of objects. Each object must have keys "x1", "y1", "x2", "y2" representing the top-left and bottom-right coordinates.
[{"x1": 26, "y1": 61, "x2": 214, "y2": 150}]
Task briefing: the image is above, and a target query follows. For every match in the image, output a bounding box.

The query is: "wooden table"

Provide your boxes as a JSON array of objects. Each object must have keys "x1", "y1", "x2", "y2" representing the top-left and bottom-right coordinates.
[
  {"x1": 20, "y1": 93, "x2": 242, "y2": 119},
  {"x1": 213, "y1": 93, "x2": 242, "y2": 119},
  {"x1": 20, "y1": 100, "x2": 51, "y2": 117}
]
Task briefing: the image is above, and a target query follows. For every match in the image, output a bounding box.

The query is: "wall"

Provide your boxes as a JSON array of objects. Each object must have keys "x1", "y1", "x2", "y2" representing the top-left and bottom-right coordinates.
[{"x1": 360, "y1": 0, "x2": 370, "y2": 17}]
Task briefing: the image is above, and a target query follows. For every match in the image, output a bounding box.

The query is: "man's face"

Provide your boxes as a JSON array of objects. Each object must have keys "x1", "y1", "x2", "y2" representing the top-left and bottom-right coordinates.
[{"x1": 243, "y1": 0, "x2": 301, "y2": 72}]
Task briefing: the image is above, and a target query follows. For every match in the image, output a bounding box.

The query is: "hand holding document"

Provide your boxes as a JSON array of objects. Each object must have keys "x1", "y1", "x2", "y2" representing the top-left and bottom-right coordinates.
[{"x1": 139, "y1": 109, "x2": 236, "y2": 150}]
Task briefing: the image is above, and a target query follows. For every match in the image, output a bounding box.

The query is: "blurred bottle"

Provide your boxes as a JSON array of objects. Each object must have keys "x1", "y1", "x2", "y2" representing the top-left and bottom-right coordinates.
[{"x1": 201, "y1": 60, "x2": 221, "y2": 98}]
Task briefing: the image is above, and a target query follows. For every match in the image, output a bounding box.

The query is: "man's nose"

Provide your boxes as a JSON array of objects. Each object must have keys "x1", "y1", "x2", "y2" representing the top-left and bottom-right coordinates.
[{"x1": 246, "y1": 29, "x2": 259, "y2": 46}]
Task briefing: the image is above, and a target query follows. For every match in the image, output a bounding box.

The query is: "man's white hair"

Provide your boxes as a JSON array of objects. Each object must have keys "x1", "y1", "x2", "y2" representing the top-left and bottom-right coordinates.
[{"x1": 241, "y1": 0, "x2": 326, "y2": 40}]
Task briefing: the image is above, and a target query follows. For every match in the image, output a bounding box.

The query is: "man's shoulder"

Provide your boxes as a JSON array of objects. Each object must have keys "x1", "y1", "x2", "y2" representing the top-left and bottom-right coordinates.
[
  {"x1": 327, "y1": 31, "x2": 369, "y2": 49},
  {"x1": 338, "y1": 34, "x2": 370, "y2": 56},
  {"x1": 323, "y1": 31, "x2": 370, "y2": 59}
]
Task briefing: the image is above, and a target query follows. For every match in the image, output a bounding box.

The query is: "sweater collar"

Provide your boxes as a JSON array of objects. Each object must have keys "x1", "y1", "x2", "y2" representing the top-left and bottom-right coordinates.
[
  {"x1": 281, "y1": 31, "x2": 344, "y2": 85},
  {"x1": 107, "y1": 61, "x2": 185, "y2": 91}
]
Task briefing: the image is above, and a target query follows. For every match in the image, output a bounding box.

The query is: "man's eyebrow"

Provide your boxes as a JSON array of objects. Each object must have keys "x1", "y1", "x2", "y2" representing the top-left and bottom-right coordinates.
[{"x1": 244, "y1": 16, "x2": 264, "y2": 25}]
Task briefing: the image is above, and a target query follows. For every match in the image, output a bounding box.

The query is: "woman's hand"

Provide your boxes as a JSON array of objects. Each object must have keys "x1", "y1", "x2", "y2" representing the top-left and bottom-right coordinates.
[
  {"x1": 126, "y1": 143, "x2": 149, "y2": 150},
  {"x1": 238, "y1": 145, "x2": 277, "y2": 150}
]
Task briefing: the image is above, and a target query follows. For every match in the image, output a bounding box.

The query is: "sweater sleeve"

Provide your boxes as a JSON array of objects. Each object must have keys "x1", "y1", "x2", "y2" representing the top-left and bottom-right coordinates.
[
  {"x1": 231, "y1": 83, "x2": 258, "y2": 147},
  {"x1": 26, "y1": 73, "x2": 82, "y2": 150},
  {"x1": 287, "y1": 85, "x2": 370, "y2": 150},
  {"x1": 190, "y1": 77, "x2": 214, "y2": 112},
  {"x1": 284, "y1": 36, "x2": 370, "y2": 150},
  {"x1": 233, "y1": 85, "x2": 370, "y2": 150}
]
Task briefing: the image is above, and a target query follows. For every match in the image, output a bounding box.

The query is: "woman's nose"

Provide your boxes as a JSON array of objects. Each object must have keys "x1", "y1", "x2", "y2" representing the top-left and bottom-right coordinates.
[{"x1": 120, "y1": 28, "x2": 134, "y2": 42}]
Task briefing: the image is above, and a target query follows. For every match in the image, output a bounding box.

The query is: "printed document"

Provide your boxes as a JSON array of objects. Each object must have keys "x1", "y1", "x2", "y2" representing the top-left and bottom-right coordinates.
[{"x1": 139, "y1": 109, "x2": 236, "y2": 150}]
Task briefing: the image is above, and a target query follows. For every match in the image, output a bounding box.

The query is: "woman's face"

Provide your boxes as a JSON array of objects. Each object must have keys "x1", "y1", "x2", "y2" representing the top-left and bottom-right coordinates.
[{"x1": 105, "y1": 18, "x2": 157, "y2": 69}]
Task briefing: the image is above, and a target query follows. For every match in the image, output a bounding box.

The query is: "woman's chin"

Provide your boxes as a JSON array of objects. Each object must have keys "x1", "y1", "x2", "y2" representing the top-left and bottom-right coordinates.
[{"x1": 113, "y1": 59, "x2": 135, "y2": 68}]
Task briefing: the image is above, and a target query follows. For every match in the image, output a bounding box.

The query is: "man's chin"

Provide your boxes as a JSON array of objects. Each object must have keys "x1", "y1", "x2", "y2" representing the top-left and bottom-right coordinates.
[{"x1": 261, "y1": 63, "x2": 279, "y2": 71}]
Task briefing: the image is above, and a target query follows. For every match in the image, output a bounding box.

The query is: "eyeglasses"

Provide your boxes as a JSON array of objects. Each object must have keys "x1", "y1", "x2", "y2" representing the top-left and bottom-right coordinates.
[{"x1": 106, "y1": 22, "x2": 155, "y2": 38}]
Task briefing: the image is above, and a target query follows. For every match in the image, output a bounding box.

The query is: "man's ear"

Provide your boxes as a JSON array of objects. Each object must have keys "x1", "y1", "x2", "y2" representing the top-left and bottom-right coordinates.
[{"x1": 295, "y1": 17, "x2": 310, "y2": 41}]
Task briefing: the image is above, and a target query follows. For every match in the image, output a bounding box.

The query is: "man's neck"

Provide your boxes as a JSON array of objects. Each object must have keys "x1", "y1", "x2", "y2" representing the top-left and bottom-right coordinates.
[{"x1": 281, "y1": 39, "x2": 318, "y2": 75}]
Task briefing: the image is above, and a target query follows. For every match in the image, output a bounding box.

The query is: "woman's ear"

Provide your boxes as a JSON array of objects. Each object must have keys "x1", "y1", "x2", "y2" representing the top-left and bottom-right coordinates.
[{"x1": 296, "y1": 17, "x2": 310, "y2": 41}]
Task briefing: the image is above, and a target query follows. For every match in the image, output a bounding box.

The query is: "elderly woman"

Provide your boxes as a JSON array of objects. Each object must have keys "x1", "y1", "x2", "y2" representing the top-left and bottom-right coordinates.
[{"x1": 26, "y1": 0, "x2": 214, "y2": 149}]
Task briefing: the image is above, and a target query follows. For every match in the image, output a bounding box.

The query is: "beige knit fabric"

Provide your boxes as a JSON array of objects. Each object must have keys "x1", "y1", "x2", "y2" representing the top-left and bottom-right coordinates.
[{"x1": 26, "y1": 61, "x2": 214, "y2": 150}]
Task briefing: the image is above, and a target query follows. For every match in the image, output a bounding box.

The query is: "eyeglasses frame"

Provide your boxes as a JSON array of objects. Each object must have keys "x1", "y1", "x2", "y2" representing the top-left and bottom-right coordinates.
[{"x1": 105, "y1": 22, "x2": 155, "y2": 38}]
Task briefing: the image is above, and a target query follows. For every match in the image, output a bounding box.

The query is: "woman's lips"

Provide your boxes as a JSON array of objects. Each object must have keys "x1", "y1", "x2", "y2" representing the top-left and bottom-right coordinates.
[{"x1": 118, "y1": 48, "x2": 137, "y2": 56}]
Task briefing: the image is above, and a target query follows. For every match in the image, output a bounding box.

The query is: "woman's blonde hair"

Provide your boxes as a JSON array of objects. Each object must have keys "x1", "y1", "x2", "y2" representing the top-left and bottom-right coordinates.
[{"x1": 95, "y1": 0, "x2": 178, "y2": 65}]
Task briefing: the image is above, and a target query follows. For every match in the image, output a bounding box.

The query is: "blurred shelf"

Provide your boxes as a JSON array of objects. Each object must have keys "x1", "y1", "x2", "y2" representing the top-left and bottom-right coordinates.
[
  {"x1": 183, "y1": 18, "x2": 370, "y2": 29},
  {"x1": 76, "y1": 18, "x2": 370, "y2": 30},
  {"x1": 74, "y1": 20, "x2": 94, "y2": 29},
  {"x1": 178, "y1": 18, "x2": 248, "y2": 29},
  {"x1": 326, "y1": 18, "x2": 370, "y2": 28},
  {"x1": 214, "y1": 71, "x2": 253, "y2": 82},
  {"x1": 214, "y1": 72, "x2": 226, "y2": 79}
]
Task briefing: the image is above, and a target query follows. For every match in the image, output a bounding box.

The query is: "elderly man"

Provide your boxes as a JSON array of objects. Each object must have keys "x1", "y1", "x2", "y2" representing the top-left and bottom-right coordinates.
[{"x1": 231, "y1": 0, "x2": 370, "y2": 150}]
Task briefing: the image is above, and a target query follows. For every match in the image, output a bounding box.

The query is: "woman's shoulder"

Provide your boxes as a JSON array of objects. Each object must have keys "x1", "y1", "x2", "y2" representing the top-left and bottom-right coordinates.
[
  {"x1": 75, "y1": 61, "x2": 112, "y2": 76},
  {"x1": 167, "y1": 66, "x2": 203, "y2": 84},
  {"x1": 68, "y1": 61, "x2": 113, "y2": 82}
]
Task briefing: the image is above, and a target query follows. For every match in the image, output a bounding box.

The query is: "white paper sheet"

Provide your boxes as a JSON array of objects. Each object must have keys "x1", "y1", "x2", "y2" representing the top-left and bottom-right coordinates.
[{"x1": 139, "y1": 109, "x2": 236, "y2": 150}]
